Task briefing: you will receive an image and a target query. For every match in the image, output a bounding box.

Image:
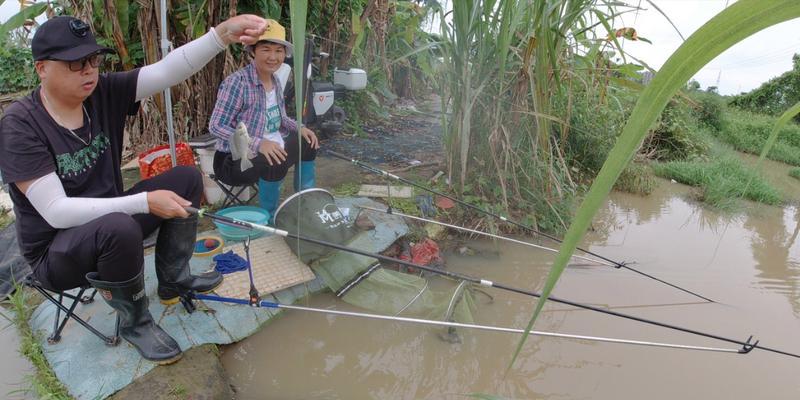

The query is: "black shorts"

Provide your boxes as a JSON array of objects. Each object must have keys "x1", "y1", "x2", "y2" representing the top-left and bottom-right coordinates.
[{"x1": 213, "y1": 133, "x2": 316, "y2": 185}]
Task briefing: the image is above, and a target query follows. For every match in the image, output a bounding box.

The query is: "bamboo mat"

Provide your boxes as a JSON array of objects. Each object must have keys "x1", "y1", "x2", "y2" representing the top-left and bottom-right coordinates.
[{"x1": 213, "y1": 235, "x2": 315, "y2": 299}]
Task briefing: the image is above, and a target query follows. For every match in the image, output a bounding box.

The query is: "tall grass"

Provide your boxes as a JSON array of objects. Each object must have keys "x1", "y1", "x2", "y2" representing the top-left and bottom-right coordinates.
[
  {"x1": 512, "y1": 0, "x2": 800, "y2": 369},
  {"x1": 790, "y1": 168, "x2": 800, "y2": 180},
  {"x1": 434, "y1": 0, "x2": 631, "y2": 232}
]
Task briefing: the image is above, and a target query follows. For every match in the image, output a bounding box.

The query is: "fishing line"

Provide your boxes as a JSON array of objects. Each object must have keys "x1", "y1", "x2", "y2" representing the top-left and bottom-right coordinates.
[
  {"x1": 186, "y1": 207, "x2": 800, "y2": 360},
  {"x1": 356, "y1": 205, "x2": 615, "y2": 267},
  {"x1": 326, "y1": 151, "x2": 716, "y2": 303}
]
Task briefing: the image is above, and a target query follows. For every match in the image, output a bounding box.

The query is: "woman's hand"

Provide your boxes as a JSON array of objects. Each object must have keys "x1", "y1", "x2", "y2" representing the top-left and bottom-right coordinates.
[
  {"x1": 147, "y1": 190, "x2": 191, "y2": 218},
  {"x1": 301, "y1": 127, "x2": 320, "y2": 149},
  {"x1": 215, "y1": 15, "x2": 268, "y2": 46},
  {"x1": 259, "y1": 140, "x2": 288, "y2": 166}
]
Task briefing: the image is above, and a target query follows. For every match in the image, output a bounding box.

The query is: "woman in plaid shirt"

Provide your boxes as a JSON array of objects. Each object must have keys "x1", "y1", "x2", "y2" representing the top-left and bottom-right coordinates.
[{"x1": 209, "y1": 19, "x2": 319, "y2": 220}]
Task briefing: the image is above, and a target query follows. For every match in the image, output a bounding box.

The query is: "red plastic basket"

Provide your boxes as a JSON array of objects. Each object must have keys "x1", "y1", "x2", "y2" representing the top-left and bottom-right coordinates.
[{"x1": 138, "y1": 142, "x2": 196, "y2": 179}]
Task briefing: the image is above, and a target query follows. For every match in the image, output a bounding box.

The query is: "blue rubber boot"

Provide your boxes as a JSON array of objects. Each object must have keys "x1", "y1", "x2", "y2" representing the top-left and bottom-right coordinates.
[
  {"x1": 258, "y1": 178, "x2": 283, "y2": 223},
  {"x1": 293, "y1": 160, "x2": 316, "y2": 191}
]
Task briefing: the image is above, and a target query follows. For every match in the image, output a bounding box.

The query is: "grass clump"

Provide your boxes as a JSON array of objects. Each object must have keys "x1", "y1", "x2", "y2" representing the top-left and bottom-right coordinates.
[
  {"x1": 790, "y1": 168, "x2": 800, "y2": 180},
  {"x1": 614, "y1": 162, "x2": 656, "y2": 195},
  {"x1": 654, "y1": 154, "x2": 782, "y2": 210},
  {"x1": 168, "y1": 383, "x2": 187, "y2": 399},
  {"x1": 385, "y1": 197, "x2": 419, "y2": 216},
  {"x1": 0, "y1": 207, "x2": 13, "y2": 230},
  {"x1": 330, "y1": 182, "x2": 361, "y2": 197},
  {"x1": 713, "y1": 110, "x2": 800, "y2": 166},
  {"x1": 1, "y1": 286, "x2": 71, "y2": 399}
]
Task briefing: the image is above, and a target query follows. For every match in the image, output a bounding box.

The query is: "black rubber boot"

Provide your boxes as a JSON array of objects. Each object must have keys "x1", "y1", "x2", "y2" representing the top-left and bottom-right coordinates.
[
  {"x1": 85, "y1": 271, "x2": 182, "y2": 364},
  {"x1": 155, "y1": 215, "x2": 223, "y2": 305}
]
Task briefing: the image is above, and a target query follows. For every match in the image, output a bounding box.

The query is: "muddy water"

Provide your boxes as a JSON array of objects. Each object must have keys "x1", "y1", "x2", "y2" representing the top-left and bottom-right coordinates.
[{"x1": 223, "y1": 164, "x2": 800, "y2": 399}]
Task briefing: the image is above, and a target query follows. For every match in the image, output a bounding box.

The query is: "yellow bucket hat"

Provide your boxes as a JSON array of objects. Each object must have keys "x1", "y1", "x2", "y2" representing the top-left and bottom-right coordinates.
[{"x1": 254, "y1": 19, "x2": 293, "y2": 57}]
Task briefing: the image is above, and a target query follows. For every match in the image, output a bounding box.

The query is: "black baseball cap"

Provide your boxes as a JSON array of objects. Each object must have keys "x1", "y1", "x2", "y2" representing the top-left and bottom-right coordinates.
[{"x1": 32, "y1": 16, "x2": 115, "y2": 61}]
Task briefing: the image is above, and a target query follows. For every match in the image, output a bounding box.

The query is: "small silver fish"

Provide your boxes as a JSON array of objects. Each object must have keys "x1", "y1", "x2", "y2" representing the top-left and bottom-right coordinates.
[{"x1": 231, "y1": 122, "x2": 254, "y2": 171}]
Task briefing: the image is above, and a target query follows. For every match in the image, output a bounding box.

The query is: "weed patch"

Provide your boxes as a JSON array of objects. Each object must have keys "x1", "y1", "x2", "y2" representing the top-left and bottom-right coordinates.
[
  {"x1": 614, "y1": 163, "x2": 656, "y2": 195},
  {"x1": 0, "y1": 208, "x2": 13, "y2": 230},
  {"x1": 713, "y1": 110, "x2": 800, "y2": 166},
  {"x1": 653, "y1": 155, "x2": 782, "y2": 211},
  {"x1": 331, "y1": 182, "x2": 361, "y2": 197}
]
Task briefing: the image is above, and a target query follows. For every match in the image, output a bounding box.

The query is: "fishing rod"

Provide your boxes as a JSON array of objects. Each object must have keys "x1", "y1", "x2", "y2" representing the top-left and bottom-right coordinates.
[
  {"x1": 190, "y1": 293, "x2": 747, "y2": 355},
  {"x1": 326, "y1": 150, "x2": 715, "y2": 304},
  {"x1": 357, "y1": 205, "x2": 613, "y2": 267},
  {"x1": 186, "y1": 207, "x2": 800, "y2": 360}
]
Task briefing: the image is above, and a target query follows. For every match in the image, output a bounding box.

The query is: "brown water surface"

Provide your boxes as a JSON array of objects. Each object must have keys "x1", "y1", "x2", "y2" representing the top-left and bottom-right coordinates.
[{"x1": 223, "y1": 168, "x2": 800, "y2": 399}]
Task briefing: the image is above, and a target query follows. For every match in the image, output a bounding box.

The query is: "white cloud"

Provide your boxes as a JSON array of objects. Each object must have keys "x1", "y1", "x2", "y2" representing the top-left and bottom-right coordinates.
[{"x1": 0, "y1": 1, "x2": 22, "y2": 24}]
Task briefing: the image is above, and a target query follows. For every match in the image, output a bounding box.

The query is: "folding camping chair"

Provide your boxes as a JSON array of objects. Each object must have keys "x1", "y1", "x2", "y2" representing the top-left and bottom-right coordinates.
[
  {"x1": 24, "y1": 230, "x2": 159, "y2": 345},
  {"x1": 208, "y1": 173, "x2": 259, "y2": 208},
  {"x1": 189, "y1": 133, "x2": 259, "y2": 208}
]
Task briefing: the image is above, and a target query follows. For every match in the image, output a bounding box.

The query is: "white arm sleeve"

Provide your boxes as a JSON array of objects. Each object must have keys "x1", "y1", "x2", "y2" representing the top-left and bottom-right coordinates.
[
  {"x1": 135, "y1": 28, "x2": 227, "y2": 101},
  {"x1": 25, "y1": 172, "x2": 150, "y2": 229}
]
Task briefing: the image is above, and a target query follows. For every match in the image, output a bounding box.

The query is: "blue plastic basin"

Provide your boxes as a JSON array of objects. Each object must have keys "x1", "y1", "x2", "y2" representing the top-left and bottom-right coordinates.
[{"x1": 214, "y1": 206, "x2": 270, "y2": 241}]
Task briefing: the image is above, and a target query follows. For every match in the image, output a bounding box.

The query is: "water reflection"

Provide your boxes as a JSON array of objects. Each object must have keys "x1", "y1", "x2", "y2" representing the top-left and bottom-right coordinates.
[{"x1": 747, "y1": 206, "x2": 800, "y2": 316}]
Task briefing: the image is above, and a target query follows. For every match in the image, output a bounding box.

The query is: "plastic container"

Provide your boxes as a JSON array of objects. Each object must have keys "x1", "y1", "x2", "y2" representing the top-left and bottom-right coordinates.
[
  {"x1": 214, "y1": 206, "x2": 270, "y2": 241},
  {"x1": 334, "y1": 68, "x2": 367, "y2": 90},
  {"x1": 196, "y1": 148, "x2": 250, "y2": 204},
  {"x1": 193, "y1": 235, "x2": 224, "y2": 257}
]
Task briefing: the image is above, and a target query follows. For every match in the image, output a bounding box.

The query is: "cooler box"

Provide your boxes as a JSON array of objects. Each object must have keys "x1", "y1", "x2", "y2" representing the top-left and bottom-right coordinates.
[{"x1": 334, "y1": 68, "x2": 367, "y2": 90}]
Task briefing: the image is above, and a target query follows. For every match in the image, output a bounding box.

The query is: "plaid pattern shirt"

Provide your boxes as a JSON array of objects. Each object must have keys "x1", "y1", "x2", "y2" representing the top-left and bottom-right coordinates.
[{"x1": 209, "y1": 62, "x2": 297, "y2": 154}]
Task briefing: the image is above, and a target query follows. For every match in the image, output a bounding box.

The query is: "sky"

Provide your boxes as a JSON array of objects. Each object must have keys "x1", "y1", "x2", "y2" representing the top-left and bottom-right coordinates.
[
  {"x1": 616, "y1": 0, "x2": 800, "y2": 95},
  {"x1": 2, "y1": 1, "x2": 800, "y2": 95}
]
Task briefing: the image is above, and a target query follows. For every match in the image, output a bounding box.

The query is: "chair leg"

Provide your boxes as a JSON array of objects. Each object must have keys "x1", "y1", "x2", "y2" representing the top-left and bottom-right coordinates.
[
  {"x1": 32, "y1": 285, "x2": 119, "y2": 346},
  {"x1": 108, "y1": 315, "x2": 121, "y2": 347},
  {"x1": 50, "y1": 287, "x2": 90, "y2": 343},
  {"x1": 82, "y1": 288, "x2": 97, "y2": 304},
  {"x1": 210, "y1": 175, "x2": 254, "y2": 207},
  {"x1": 229, "y1": 186, "x2": 248, "y2": 206},
  {"x1": 49, "y1": 292, "x2": 64, "y2": 343},
  {"x1": 246, "y1": 183, "x2": 259, "y2": 204}
]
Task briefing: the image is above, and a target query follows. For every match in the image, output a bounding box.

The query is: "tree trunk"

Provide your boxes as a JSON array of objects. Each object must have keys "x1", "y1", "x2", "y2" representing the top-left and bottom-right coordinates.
[{"x1": 337, "y1": 0, "x2": 376, "y2": 68}]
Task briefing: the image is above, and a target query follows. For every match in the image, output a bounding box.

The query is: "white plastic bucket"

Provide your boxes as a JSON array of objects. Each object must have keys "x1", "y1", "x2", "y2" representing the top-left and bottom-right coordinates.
[{"x1": 196, "y1": 148, "x2": 250, "y2": 204}]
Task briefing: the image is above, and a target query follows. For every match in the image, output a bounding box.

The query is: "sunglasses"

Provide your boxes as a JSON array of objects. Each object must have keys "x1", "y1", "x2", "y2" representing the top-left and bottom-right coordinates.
[{"x1": 61, "y1": 53, "x2": 106, "y2": 72}]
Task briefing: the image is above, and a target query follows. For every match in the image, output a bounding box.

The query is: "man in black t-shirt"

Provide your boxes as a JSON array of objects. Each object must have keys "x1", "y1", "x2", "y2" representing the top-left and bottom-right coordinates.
[{"x1": 0, "y1": 15, "x2": 268, "y2": 364}]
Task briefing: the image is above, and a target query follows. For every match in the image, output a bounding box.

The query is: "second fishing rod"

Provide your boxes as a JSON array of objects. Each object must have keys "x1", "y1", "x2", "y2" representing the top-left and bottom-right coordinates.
[
  {"x1": 326, "y1": 150, "x2": 714, "y2": 304},
  {"x1": 186, "y1": 206, "x2": 800, "y2": 360}
]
